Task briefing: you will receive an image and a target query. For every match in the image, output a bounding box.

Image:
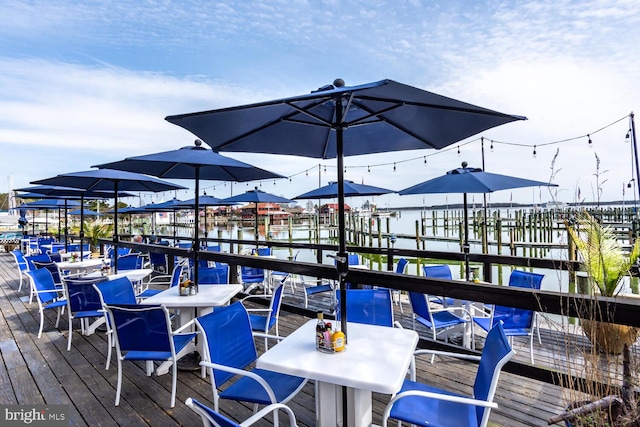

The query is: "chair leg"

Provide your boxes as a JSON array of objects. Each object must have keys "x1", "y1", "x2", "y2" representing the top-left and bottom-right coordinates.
[
  {"x1": 17, "y1": 273, "x2": 23, "y2": 292},
  {"x1": 115, "y1": 358, "x2": 123, "y2": 406},
  {"x1": 105, "y1": 332, "x2": 112, "y2": 370},
  {"x1": 67, "y1": 317, "x2": 73, "y2": 351},
  {"x1": 37, "y1": 309, "x2": 45, "y2": 338},
  {"x1": 170, "y1": 357, "x2": 177, "y2": 408}
]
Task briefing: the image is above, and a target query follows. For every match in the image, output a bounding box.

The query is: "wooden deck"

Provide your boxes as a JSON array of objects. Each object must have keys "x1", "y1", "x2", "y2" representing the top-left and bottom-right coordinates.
[{"x1": 0, "y1": 251, "x2": 572, "y2": 426}]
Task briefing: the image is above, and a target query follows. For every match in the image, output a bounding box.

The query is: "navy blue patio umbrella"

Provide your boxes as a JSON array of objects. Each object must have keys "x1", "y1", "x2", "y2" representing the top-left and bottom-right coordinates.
[
  {"x1": 140, "y1": 197, "x2": 185, "y2": 243},
  {"x1": 293, "y1": 180, "x2": 395, "y2": 200},
  {"x1": 31, "y1": 169, "x2": 185, "y2": 270},
  {"x1": 68, "y1": 209, "x2": 102, "y2": 216},
  {"x1": 165, "y1": 78, "x2": 526, "y2": 344},
  {"x1": 219, "y1": 187, "x2": 292, "y2": 247},
  {"x1": 93, "y1": 141, "x2": 284, "y2": 285},
  {"x1": 399, "y1": 161, "x2": 557, "y2": 280},
  {"x1": 176, "y1": 194, "x2": 236, "y2": 240},
  {"x1": 19, "y1": 199, "x2": 82, "y2": 237},
  {"x1": 15, "y1": 185, "x2": 135, "y2": 246}
]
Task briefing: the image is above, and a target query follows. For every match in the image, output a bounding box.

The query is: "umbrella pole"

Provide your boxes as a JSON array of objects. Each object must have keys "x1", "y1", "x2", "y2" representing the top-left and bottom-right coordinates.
[
  {"x1": 64, "y1": 200, "x2": 69, "y2": 252},
  {"x1": 463, "y1": 193, "x2": 470, "y2": 281},
  {"x1": 113, "y1": 182, "x2": 119, "y2": 273},
  {"x1": 193, "y1": 167, "x2": 200, "y2": 288},
  {"x1": 334, "y1": 93, "x2": 350, "y2": 427},
  {"x1": 80, "y1": 198, "x2": 85, "y2": 259}
]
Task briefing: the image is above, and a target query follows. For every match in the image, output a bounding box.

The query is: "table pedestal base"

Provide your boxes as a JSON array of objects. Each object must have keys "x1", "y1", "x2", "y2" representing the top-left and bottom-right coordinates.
[{"x1": 316, "y1": 381, "x2": 372, "y2": 427}]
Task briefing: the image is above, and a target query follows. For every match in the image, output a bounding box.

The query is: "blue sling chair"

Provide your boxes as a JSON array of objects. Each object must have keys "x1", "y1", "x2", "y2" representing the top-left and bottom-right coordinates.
[
  {"x1": 185, "y1": 397, "x2": 299, "y2": 427},
  {"x1": 195, "y1": 302, "x2": 307, "y2": 424},
  {"x1": 382, "y1": 322, "x2": 515, "y2": 427},
  {"x1": 25, "y1": 268, "x2": 67, "y2": 339}
]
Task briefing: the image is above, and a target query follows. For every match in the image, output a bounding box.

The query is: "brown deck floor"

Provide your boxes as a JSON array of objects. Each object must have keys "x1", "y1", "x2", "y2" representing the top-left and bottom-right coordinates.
[{"x1": 0, "y1": 252, "x2": 571, "y2": 426}]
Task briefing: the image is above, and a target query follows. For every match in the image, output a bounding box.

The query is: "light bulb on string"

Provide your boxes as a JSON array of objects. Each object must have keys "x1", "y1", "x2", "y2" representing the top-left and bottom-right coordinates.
[
  {"x1": 423, "y1": 156, "x2": 427, "y2": 166},
  {"x1": 273, "y1": 180, "x2": 276, "y2": 186},
  {"x1": 533, "y1": 145, "x2": 537, "y2": 158},
  {"x1": 323, "y1": 165, "x2": 327, "y2": 174},
  {"x1": 588, "y1": 134, "x2": 592, "y2": 147},
  {"x1": 289, "y1": 177, "x2": 292, "y2": 182},
  {"x1": 393, "y1": 162, "x2": 396, "y2": 172},
  {"x1": 626, "y1": 130, "x2": 631, "y2": 143},
  {"x1": 457, "y1": 146, "x2": 460, "y2": 156},
  {"x1": 367, "y1": 165, "x2": 370, "y2": 173},
  {"x1": 305, "y1": 170, "x2": 308, "y2": 177},
  {"x1": 344, "y1": 166, "x2": 347, "y2": 174},
  {"x1": 490, "y1": 140, "x2": 494, "y2": 152}
]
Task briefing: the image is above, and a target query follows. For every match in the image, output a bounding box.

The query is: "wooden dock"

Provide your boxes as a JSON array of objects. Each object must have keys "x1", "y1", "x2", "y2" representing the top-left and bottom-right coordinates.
[{"x1": 0, "y1": 251, "x2": 574, "y2": 426}]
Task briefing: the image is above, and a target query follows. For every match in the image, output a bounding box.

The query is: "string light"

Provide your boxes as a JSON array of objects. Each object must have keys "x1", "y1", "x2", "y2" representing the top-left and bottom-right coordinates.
[
  {"x1": 626, "y1": 130, "x2": 631, "y2": 143},
  {"x1": 323, "y1": 165, "x2": 327, "y2": 173},
  {"x1": 289, "y1": 177, "x2": 292, "y2": 182},
  {"x1": 457, "y1": 146, "x2": 460, "y2": 156},
  {"x1": 393, "y1": 162, "x2": 396, "y2": 172},
  {"x1": 273, "y1": 180, "x2": 276, "y2": 186},
  {"x1": 533, "y1": 145, "x2": 537, "y2": 158},
  {"x1": 344, "y1": 166, "x2": 347, "y2": 174},
  {"x1": 490, "y1": 140, "x2": 494, "y2": 152},
  {"x1": 305, "y1": 170, "x2": 308, "y2": 177},
  {"x1": 423, "y1": 156, "x2": 427, "y2": 165},
  {"x1": 367, "y1": 165, "x2": 371, "y2": 173},
  {"x1": 588, "y1": 134, "x2": 592, "y2": 146}
]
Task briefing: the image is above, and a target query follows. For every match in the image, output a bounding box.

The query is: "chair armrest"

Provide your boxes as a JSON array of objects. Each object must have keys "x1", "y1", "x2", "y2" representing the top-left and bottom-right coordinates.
[
  {"x1": 241, "y1": 294, "x2": 271, "y2": 303},
  {"x1": 242, "y1": 403, "x2": 298, "y2": 427},
  {"x1": 413, "y1": 348, "x2": 481, "y2": 362},
  {"x1": 148, "y1": 274, "x2": 171, "y2": 283},
  {"x1": 252, "y1": 331, "x2": 284, "y2": 342},
  {"x1": 385, "y1": 389, "x2": 498, "y2": 416},
  {"x1": 173, "y1": 318, "x2": 197, "y2": 334},
  {"x1": 199, "y1": 361, "x2": 278, "y2": 403}
]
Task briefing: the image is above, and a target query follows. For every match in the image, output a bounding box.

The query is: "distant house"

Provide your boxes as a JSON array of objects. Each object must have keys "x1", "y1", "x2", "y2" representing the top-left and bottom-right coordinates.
[
  {"x1": 240, "y1": 203, "x2": 291, "y2": 219},
  {"x1": 319, "y1": 203, "x2": 351, "y2": 214}
]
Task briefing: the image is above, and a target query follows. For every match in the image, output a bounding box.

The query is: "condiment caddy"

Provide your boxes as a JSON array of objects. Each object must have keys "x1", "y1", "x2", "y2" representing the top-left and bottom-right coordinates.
[{"x1": 315, "y1": 311, "x2": 345, "y2": 353}]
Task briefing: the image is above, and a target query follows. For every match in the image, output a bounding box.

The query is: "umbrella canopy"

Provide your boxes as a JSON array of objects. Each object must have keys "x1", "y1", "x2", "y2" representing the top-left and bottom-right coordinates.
[
  {"x1": 32, "y1": 169, "x2": 185, "y2": 269},
  {"x1": 293, "y1": 180, "x2": 395, "y2": 200},
  {"x1": 220, "y1": 187, "x2": 292, "y2": 245},
  {"x1": 68, "y1": 209, "x2": 102, "y2": 216},
  {"x1": 399, "y1": 162, "x2": 557, "y2": 280},
  {"x1": 165, "y1": 78, "x2": 526, "y2": 340},
  {"x1": 140, "y1": 197, "x2": 185, "y2": 242},
  {"x1": 93, "y1": 141, "x2": 284, "y2": 285},
  {"x1": 16, "y1": 185, "x2": 136, "y2": 247}
]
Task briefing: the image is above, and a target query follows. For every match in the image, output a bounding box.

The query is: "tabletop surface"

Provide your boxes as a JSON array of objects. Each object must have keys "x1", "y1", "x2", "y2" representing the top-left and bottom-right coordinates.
[
  {"x1": 84, "y1": 268, "x2": 153, "y2": 282},
  {"x1": 140, "y1": 284, "x2": 242, "y2": 308},
  {"x1": 57, "y1": 258, "x2": 105, "y2": 269},
  {"x1": 257, "y1": 320, "x2": 418, "y2": 394}
]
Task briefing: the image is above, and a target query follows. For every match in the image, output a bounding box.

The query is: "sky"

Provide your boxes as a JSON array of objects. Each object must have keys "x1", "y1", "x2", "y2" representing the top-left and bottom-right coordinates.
[{"x1": 1, "y1": 0, "x2": 639, "y2": 209}]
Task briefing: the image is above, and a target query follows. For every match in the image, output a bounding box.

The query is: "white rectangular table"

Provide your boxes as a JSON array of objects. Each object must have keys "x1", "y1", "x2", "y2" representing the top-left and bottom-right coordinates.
[
  {"x1": 257, "y1": 320, "x2": 418, "y2": 427},
  {"x1": 140, "y1": 284, "x2": 243, "y2": 375},
  {"x1": 56, "y1": 258, "x2": 106, "y2": 276}
]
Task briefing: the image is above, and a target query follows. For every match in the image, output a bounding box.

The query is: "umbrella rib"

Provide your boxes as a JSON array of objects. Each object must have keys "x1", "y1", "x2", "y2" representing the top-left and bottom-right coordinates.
[{"x1": 216, "y1": 100, "x2": 329, "y2": 151}]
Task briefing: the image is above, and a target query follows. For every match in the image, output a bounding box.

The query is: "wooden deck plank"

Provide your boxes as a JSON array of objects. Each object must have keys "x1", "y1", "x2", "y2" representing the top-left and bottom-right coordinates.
[{"x1": 0, "y1": 252, "x2": 570, "y2": 426}]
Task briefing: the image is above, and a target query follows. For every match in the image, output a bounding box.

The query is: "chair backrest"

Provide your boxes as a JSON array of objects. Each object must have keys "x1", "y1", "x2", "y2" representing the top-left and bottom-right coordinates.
[
  {"x1": 491, "y1": 270, "x2": 544, "y2": 330},
  {"x1": 106, "y1": 246, "x2": 131, "y2": 259},
  {"x1": 67, "y1": 243, "x2": 91, "y2": 253},
  {"x1": 423, "y1": 264, "x2": 452, "y2": 280},
  {"x1": 198, "y1": 265, "x2": 229, "y2": 285},
  {"x1": 177, "y1": 242, "x2": 192, "y2": 249},
  {"x1": 49, "y1": 252, "x2": 62, "y2": 262},
  {"x1": 117, "y1": 253, "x2": 143, "y2": 270},
  {"x1": 204, "y1": 245, "x2": 221, "y2": 252},
  {"x1": 26, "y1": 268, "x2": 60, "y2": 304},
  {"x1": 94, "y1": 277, "x2": 137, "y2": 305},
  {"x1": 347, "y1": 253, "x2": 360, "y2": 266},
  {"x1": 195, "y1": 302, "x2": 258, "y2": 389},
  {"x1": 186, "y1": 397, "x2": 241, "y2": 427},
  {"x1": 336, "y1": 288, "x2": 394, "y2": 327},
  {"x1": 148, "y1": 251, "x2": 167, "y2": 268},
  {"x1": 254, "y1": 247, "x2": 272, "y2": 256},
  {"x1": 240, "y1": 265, "x2": 264, "y2": 282},
  {"x1": 169, "y1": 262, "x2": 187, "y2": 287},
  {"x1": 32, "y1": 261, "x2": 63, "y2": 284},
  {"x1": 395, "y1": 257, "x2": 409, "y2": 274},
  {"x1": 104, "y1": 304, "x2": 172, "y2": 353},
  {"x1": 25, "y1": 254, "x2": 52, "y2": 271},
  {"x1": 508, "y1": 270, "x2": 544, "y2": 290},
  {"x1": 472, "y1": 322, "x2": 515, "y2": 426},
  {"x1": 11, "y1": 250, "x2": 28, "y2": 272},
  {"x1": 64, "y1": 277, "x2": 108, "y2": 313},
  {"x1": 267, "y1": 282, "x2": 285, "y2": 326},
  {"x1": 408, "y1": 291, "x2": 432, "y2": 321}
]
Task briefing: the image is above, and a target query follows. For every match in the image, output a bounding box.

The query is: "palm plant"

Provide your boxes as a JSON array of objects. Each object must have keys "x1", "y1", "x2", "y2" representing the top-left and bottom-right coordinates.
[
  {"x1": 566, "y1": 211, "x2": 640, "y2": 297},
  {"x1": 83, "y1": 221, "x2": 112, "y2": 253}
]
